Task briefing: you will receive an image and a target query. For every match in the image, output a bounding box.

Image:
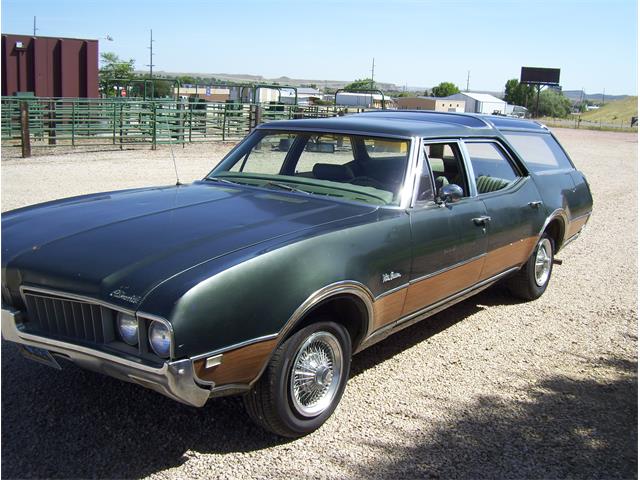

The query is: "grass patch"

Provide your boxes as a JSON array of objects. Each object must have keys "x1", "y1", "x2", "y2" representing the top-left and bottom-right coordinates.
[{"x1": 579, "y1": 96, "x2": 638, "y2": 124}]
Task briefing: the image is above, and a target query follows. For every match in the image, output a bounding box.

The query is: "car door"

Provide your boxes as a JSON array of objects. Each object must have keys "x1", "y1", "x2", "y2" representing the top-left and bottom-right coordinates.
[
  {"x1": 462, "y1": 139, "x2": 546, "y2": 280},
  {"x1": 402, "y1": 140, "x2": 489, "y2": 316}
]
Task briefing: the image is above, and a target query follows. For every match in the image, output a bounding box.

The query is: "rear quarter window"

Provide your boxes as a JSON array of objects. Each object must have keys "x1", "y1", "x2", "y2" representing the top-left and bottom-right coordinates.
[{"x1": 504, "y1": 132, "x2": 574, "y2": 173}]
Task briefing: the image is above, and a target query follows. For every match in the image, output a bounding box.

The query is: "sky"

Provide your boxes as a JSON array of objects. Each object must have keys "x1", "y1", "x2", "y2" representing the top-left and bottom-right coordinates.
[{"x1": 1, "y1": 0, "x2": 637, "y2": 95}]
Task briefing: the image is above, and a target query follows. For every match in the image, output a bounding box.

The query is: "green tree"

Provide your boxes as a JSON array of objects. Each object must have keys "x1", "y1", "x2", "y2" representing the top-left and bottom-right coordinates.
[
  {"x1": 431, "y1": 82, "x2": 460, "y2": 97},
  {"x1": 504, "y1": 79, "x2": 535, "y2": 107},
  {"x1": 344, "y1": 78, "x2": 374, "y2": 91},
  {"x1": 177, "y1": 75, "x2": 197, "y2": 85},
  {"x1": 99, "y1": 52, "x2": 135, "y2": 97},
  {"x1": 536, "y1": 89, "x2": 572, "y2": 117}
]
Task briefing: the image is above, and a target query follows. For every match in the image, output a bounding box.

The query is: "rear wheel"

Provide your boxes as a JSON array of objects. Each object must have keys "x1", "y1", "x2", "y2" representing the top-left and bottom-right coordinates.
[
  {"x1": 507, "y1": 234, "x2": 554, "y2": 301},
  {"x1": 243, "y1": 320, "x2": 351, "y2": 437}
]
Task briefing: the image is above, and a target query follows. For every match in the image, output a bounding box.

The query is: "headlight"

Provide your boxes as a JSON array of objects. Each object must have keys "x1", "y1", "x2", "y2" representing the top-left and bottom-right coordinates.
[
  {"x1": 148, "y1": 321, "x2": 171, "y2": 358},
  {"x1": 117, "y1": 312, "x2": 138, "y2": 345}
]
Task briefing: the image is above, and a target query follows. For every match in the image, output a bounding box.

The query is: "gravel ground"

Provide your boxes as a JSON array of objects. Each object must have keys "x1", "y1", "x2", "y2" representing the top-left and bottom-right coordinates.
[{"x1": 1, "y1": 129, "x2": 637, "y2": 479}]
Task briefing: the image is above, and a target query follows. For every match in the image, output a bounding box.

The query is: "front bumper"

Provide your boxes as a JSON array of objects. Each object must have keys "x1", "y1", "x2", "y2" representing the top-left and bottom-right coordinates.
[{"x1": 1, "y1": 305, "x2": 211, "y2": 407}]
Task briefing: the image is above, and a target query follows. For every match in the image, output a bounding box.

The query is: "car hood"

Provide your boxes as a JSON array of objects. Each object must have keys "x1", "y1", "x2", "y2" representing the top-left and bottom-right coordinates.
[{"x1": 2, "y1": 181, "x2": 376, "y2": 309}]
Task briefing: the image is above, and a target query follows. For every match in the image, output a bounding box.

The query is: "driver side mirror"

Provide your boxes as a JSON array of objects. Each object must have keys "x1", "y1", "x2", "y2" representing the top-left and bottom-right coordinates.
[{"x1": 437, "y1": 184, "x2": 464, "y2": 205}]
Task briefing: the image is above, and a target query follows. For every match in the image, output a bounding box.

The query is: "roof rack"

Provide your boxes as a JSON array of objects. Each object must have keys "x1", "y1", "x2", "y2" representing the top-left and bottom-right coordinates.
[
  {"x1": 478, "y1": 115, "x2": 548, "y2": 131},
  {"x1": 356, "y1": 110, "x2": 494, "y2": 129}
]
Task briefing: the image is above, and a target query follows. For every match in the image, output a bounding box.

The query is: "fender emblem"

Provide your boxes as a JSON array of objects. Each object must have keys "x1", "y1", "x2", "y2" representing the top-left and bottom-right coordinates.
[{"x1": 382, "y1": 271, "x2": 402, "y2": 283}]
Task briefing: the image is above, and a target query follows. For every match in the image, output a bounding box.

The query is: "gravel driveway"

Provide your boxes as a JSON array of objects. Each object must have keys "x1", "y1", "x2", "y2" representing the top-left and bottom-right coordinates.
[{"x1": 1, "y1": 128, "x2": 637, "y2": 479}]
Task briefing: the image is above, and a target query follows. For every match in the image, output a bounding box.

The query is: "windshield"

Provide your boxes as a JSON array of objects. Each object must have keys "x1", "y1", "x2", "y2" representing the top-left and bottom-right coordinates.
[{"x1": 207, "y1": 130, "x2": 411, "y2": 206}]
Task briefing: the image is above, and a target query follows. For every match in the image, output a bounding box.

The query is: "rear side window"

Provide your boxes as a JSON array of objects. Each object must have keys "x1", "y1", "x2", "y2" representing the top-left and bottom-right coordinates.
[
  {"x1": 465, "y1": 141, "x2": 519, "y2": 194},
  {"x1": 504, "y1": 132, "x2": 574, "y2": 172}
]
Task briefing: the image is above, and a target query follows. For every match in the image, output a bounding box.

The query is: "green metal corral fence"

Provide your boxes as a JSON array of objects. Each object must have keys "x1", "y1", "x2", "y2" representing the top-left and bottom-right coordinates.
[{"x1": 1, "y1": 97, "x2": 358, "y2": 156}]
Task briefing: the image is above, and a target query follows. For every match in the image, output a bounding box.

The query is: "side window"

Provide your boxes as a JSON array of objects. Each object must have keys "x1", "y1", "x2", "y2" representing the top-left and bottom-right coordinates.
[
  {"x1": 503, "y1": 132, "x2": 574, "y2": 172},
  {"x1": 425, "y1": 142, "x2": 469, "y2": 197},
  {"x1": 465, "y1": 142, "x2": 520, "y2": 194}
]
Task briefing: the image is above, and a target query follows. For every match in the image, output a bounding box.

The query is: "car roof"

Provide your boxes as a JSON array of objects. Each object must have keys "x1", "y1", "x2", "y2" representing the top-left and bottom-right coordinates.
[{"x1": 257, "y1": 110, "x2": 549, "y2": 138}]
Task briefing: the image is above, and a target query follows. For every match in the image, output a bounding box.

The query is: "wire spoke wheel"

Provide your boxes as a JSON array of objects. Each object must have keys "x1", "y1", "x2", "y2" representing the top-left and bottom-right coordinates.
[
  {"x1": 290, "y1": 331, "x2": 343, "y2": 417},
  {"x1": 534, "y1": 238, "x2": 553, "y2": 287}
]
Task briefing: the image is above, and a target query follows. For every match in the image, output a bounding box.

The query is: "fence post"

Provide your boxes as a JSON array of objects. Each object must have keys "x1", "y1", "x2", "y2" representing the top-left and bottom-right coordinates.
[
  {"x1": 48, "y1": 101, "x2": 57, "y2": 145},
  {"x1": 254, "y1": 104, "x2": 262, "y2": 130},
  {"x1": 20, "y1": 101, "x2": 31, "y2": 158},
  {"x1": 71, "y1": 101, "x2": 76, "y2": 146},
  {"x1": 222, "y1": 105, "x2": 227, "y2": 141},
  {"x1": 119, "y1": 103, "x2": 124, "y2": 150},
  {"x1": 152, "y1": 102, "x2": 157, "y2": 150},
  {"x1": 112, "y1": 102, "x2": 117, "y2": 144}
]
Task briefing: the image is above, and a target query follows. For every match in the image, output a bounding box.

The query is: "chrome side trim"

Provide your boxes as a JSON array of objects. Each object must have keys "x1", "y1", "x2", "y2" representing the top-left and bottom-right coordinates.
[
  {"x1": 357, "y1": 267, "x2": 519, "y2": 351},
  {"x1": 569, "y1": 211, "x2": 592, "y2": 222},
  {"x1": 528, "y1": 208, "x2": 569, "y2": 257},
  {"x1": 1, "y1": 305, "x2": 209, "y2": 407},
  {"x1": 375, "y1": 282, "x2": 410, "y2": 300},
  {"x1": 279, "y1": 281, "x2": 375, "y2": 341},
  {"x1": 190, "y1": 333, "x2": 279, "y2": 362},
  {"x1": 560, "y1": 230, "x2": 582, "y2": 249},
  {"x1": 537, "y1": 208, "x2": 568, "y2": 239},
  {"x1": 409, "y1": 253, "x2": 486, "y2": 286},
  {"x1": 208, "y1": 281, "x2": 375, "y2": 394},
  {"x1": 458, "y1": 139, "x2": 479, "y2": 197}
]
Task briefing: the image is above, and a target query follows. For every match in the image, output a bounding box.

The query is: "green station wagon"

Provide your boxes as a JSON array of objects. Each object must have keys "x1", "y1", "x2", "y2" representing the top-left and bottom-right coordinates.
[{"x1": 1, "y1": 111, "x2": 592, "y2": 437}]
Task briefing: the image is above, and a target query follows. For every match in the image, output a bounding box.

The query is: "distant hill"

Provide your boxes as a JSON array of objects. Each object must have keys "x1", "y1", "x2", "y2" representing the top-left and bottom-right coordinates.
[
  {"x1": 146, "y1": 70, "x2": 402, "y2": 91},
  {"x1": 579, "y1": 96, "x2": 637, "y2": 123},
  {"x1": 563, "y1": 90, "x2": 629, "y2": 103},
  {"x1": 136, "y1": 70, "x2": 634, "y2": 100}
]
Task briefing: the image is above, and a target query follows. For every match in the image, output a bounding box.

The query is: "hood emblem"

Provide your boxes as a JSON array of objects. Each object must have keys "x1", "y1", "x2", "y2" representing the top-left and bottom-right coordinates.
[
  {"x1": 109, "y1": 289, "x2": 142, "y2": 304},
  {"x1": 382, "y1": 271, "x2": 402, "y2": 283}
]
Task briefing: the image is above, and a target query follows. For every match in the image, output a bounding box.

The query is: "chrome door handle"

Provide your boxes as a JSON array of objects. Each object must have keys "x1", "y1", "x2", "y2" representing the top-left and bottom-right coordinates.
[
  {"x1": 528, "y1": 201, "x2": 542, "y2": 208},
  {"x1": 472, "y1": 216, "x2": 491, "y2": 226}
]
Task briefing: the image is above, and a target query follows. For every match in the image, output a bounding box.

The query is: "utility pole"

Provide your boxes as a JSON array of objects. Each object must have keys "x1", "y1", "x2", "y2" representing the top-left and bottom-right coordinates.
[
  {"x1": 145, "y1": 29, "x2": 155, "y2": 99},
  {"x1": 33, "y1": 16, "x2": 37, "y2": 36},
  {"x1": 370, "y1": 57, "x2": 375, "y2": 109},
  {"x1": 602, "y1": 88, "x2": 605, "y2": 106},
  {"x1": 466, "y1": 70, "x2": 470, "y2": 92},
  {"x1": 146, "y1": 29, "x2": 155, "y2": 78},
  {"x1": 370, "y1": 57, "x2": 375, "y2": 89}
]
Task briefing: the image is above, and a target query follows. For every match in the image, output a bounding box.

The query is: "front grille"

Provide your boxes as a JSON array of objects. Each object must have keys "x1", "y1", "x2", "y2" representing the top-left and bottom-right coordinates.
[{"x1": 23, "y1": 291, "x2": 111, "y2": 343}]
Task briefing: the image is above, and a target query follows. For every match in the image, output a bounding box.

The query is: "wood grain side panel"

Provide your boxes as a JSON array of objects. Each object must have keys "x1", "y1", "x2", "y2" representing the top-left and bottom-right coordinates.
[
  {"x1": 402, "y1": 257, "x2": 485, "y2": 315},
  {"x1": 373, "y1": 288, "x2": 407, "y2": 330},
  {"x1": 567, "y1": 215, "x2": 589, "y2": 238},
  {"x1": 194, "y1": 338, "x2": 278, "y2": 385},
  {"x1": 481, "y1": 236, "x2": 538, "y2": 279}
]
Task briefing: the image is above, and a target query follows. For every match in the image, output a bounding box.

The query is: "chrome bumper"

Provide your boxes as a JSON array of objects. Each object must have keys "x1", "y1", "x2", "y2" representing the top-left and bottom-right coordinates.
[{"x1": 1, "y1": 305, "x2": 211, "y2": 407}]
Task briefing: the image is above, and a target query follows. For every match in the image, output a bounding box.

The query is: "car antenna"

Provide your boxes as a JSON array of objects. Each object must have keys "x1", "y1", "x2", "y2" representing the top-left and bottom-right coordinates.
[{"x1": 169, "y1": 141, "x2": 181, "y2": 186}]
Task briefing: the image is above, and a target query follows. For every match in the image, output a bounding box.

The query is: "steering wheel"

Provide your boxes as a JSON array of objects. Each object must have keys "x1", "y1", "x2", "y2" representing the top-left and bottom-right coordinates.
[{"x1": 350, "y1": 176, "x2": 386, "y2": 190}]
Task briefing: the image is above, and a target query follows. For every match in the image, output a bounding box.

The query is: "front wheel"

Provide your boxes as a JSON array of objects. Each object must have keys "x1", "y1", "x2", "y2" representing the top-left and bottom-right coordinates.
[
  {"x1": 243, "y1": 320, "x2": 351, "y2": 437},
  {"x1": 507, "y1": 234, "x2": 554, "y2": 301}
]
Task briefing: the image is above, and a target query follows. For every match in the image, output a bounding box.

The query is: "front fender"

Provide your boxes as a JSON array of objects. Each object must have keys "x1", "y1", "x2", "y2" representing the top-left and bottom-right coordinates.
[{"x1": 140, "y1": 208, "x2": 411, "y2": 360}]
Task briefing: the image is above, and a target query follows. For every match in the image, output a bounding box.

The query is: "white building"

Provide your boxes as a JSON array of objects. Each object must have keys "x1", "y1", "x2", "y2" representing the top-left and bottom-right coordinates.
[
  {"x1": 278, "y1": 87, "x2": 323, "y2": 105},
  {"x1": 335, "y1": 92, "x2": 387, "y2": 108},
  {"x1": 444, "y1": 92, "x2": 507, "y2": 115}
]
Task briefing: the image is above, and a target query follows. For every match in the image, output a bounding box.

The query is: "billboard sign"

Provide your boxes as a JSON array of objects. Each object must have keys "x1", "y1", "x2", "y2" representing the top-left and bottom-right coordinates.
[{"x1": 520, "y1": 67, "x2": 561, "y2": 85}]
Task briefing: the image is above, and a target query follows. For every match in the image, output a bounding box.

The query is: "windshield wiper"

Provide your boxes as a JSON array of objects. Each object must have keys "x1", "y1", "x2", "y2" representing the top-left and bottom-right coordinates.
[
  {"x1": 264, "y1": 181, "x2": 310, "y2": 194},
  {"x1": 206, "y1": 176, "x2": 239, "y2": 185}
]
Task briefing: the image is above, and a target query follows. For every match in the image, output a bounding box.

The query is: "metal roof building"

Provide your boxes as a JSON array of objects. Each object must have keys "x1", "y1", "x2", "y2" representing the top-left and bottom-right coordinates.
[{"x1": 444, "y1": 92, "x2": 507, "y2": 115}]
